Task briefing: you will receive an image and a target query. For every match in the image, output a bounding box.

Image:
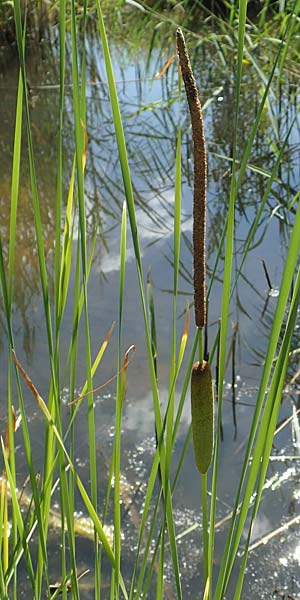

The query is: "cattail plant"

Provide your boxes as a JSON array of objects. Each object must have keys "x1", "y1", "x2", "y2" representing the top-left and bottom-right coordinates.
[
  {"x1": 177, "y1": 29, "x2": 214, "y2": 472},
  {"x1": 177, "y1": 29, "x2": 214, "y2": 589}
]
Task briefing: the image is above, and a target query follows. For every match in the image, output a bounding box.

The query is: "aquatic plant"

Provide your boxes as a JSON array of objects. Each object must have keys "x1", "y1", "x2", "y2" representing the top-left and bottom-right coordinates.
[{"x1": 0, "y1": 0, "x2": 299, "y2": 599}]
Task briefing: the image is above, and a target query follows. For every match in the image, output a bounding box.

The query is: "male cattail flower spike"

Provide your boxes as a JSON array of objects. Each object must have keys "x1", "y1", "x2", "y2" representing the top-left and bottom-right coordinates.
[{"x1": 176, "y1": 28, "x2": 207, "y2": 329}]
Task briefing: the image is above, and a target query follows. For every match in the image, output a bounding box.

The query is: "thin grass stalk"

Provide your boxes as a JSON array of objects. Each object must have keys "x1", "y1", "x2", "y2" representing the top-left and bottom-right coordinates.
[
  {"x1": 0, "y1": 470, "x2": 8, "y2": 587},
  {"x1": 132, "y1": 306, "x2": 189, "y2": 595},
  {"x1": 172, "y1": 331, "x2": 198, "y2": 443},
  {"x1": 6, "y1": 371, "x2": 17, "y2": 599},
  {"x1": 95, "y1": 0, "x2": 164, "y2": 439},
  {"x1": 231, "y1": 318, "x2": 299, "y2": 598},
  {"x1": 143, "y1": 526, "x2": 165, "y2": 600},
  {"x1": 232, "y1": 386, "x2": 285, "y2": 600},
  {"x1": 47, "y1": 336, "x2": 79, "y2": 595},
  {"x1": 208, "y1": 1, "x2": 247, "y2": 595},
  {"x1": 5, "y1": 23, "x2": 25, "y2": 599},
  {"x1": 232, "y1": 110, "x2": 299, "y2": 300},
  {"x1": 62, "y1": 233, "x2": 85, "y2": 600},
  {"x1": 40, "y1": 393, "x2": 56, "y2": 595},
  {"x1": 7, "y1": 67, "x2": 23, "y2": 600},
  {"x1": 8, "y1": 71, "x2": 22, "y2": 312},
  {"x1": 1, "y1": 442, "x2": 36, "y2": 595},
  {"x1": 0, "y1": 287, "x2": 42, "y2": 598},
  {"x1": 235, "y1": 18, "x2": 294, "y2": 197},
  {"x1": 6, "y1": 511, "x2": 36, "y2": 589},
  {"x1": 214, "y1": 184, "x2": 300, "y2": 600},
  {"x1": 277, "y1": 0, "x2": 300, "y2": 95},
  {"x1": 120, "y1": 314, "x2": 191, "y2": 598},
  {"x1": 53, "y1": 335, "x2": 80, "y2": 600},
  {"x1": 130, "y1": 316, "x2": 192, "y2": 599},
  {"x1": 129, "y1": 451, "x2": 161, "y2": 599},
  {"x1": 0, "y1": 231, "x2": 50, "y2": 598},
  {"x1": 52, "y1": 52, "x2": 81, "y2": 600},
  {"x1": 58, "y1": 466, "x2": 80, "y2": 600},
  {"x1": 66, "y1": 239, "x2": 81, "y2": 596},
  {"x1": 6, "y1": 472, "x2": 67, "y2": 592},
  {"x1": 132, "y1": 447, "x2": 173, "y2": 599},
  {"x1": 57, "y1": 162, "x2": 76, "y2": 333},
  {"x1": 234, "y1": 349, "x2": 293, "y2": 598},
  {"x1": 156, "y1": 524, "x2": 164, "y2": 599},
  {"x1": 166, "y1": 126, "x2": 182, "y2": 436},
  {"x1": 70, "y1": 1, "x2": 101, "y2": 595},
  {"x1": 53, "y1": 3, "x2": 67, "y2": 587},
  {"x1": 155, "y1": 330, "x2": 187, "y2": 588},
  {"x1": 147, "y1": 271, "x2": 157, "y2": 379},
  {"x1": 206, "y1": 10, "x2": 293, "y2": 315},
  {"x1": 113, "y1": 202, "x2": 127, "y2": 595},
  {"x1": 51, "y1": 259, "x2": 79, "y2": 594},
  {"x1": 60, "y1": 321, "x2": 114, "y2": 476},
  {"x1": 110, "y1": 578, "x2": 115, "y2": 600},
  {"x1": 133, "y1": 491, "x2": 163, "y2": 600},
  {"x1": 158, "y1": 305, "x2": 190, "y2": 594},
  {"x1": 243, "y1": 41, "x2": 280, "y2": 142},
  {"x1": 6, "y1": 317, "x2": 125, "y2": 597},
  {"x1": 63, "y1": 230, "x2": 97, "y2": 381},
  {"x1": 0, "y1": 550, "x2": 5, "y2": 599},
  {"x1": 69, "y1": 2, "x2": 92, "y2": 452},
  {"x1": 59, "y1": 488, "x2": 67, "y2": 600},
  {"x1": 12, "y1": 0, "x2": 55, "y2": 366},
  {"x1": 220, "y1": 262, "x2": 300, "y2": 598},
  {"x1": 13, "y1": 353, "x2": 117, "y2": 564},
  {"x1": 202, "y1": 27, "x2": 300, "y2": 596},
  {"x1": 12, "y1": 2, "x2": 60, "y2": 593},
  {"x1": 159, "y1": 127, "x2": 182, "y2": 595},
  {"x1": 95, "y1": 4, "x2": 182, "y2": 596},
  {"x1": 101, "y1": 449, "x2": 115, "y2": 600},
  {"x1": 54, "y1": 0, "x2": 66, "y2": 325},
  {"x1": 1, "y1": 63, "x2": 58, "y2": 586},
  {"x1": 166, "y1": 111, "x2": 182, "y2": 450}
]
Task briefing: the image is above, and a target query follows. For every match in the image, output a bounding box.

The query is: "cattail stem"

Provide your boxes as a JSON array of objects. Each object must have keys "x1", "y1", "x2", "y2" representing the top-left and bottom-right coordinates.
[
  {"x1": 198, "y1": 326, "x2": 203, "y2": 363},
  {"x1": 201, "y1": 472, "x2": 209, "y2": 586},
  {"x1": 176, "y1": 28, "x2": 207, "y2": 329}
]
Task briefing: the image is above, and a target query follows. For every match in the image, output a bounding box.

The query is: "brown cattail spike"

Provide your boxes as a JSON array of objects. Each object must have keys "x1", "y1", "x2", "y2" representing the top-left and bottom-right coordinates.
[
  {"x1": 191, "y1": 361, "x2": 214, "y2": 474},
  {"x1": 176, "y1": 28, "x2": 207, "y2": 329}
]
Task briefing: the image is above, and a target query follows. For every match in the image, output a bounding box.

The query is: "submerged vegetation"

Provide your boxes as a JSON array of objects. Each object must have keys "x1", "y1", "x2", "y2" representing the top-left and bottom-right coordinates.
[{"x1": 0, "y1": 0, "x2": 300, "y2": 599}]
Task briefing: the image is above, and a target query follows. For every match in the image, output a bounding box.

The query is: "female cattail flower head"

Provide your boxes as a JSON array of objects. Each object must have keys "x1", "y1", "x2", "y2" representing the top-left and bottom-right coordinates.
[{"x1": 191, "y1": 361, "x2": 214, "y2": 474}]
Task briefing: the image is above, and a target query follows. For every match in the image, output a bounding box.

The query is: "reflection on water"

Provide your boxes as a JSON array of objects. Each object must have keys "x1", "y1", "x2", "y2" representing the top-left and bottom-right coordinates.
[{"x1": 1, "y1": 21, "x2": 300, "y2": 598}]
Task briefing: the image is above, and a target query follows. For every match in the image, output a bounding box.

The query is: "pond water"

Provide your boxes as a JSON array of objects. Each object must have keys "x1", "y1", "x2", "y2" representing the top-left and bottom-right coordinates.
[{"x1": 1, "y1": 16, "x2": 300, "y2": 599}]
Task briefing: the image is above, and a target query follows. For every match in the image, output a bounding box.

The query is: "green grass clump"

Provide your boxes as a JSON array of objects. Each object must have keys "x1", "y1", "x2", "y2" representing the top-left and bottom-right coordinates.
[{"x1": 0, "y1": 0, "x2": 299, "y2": 598}]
